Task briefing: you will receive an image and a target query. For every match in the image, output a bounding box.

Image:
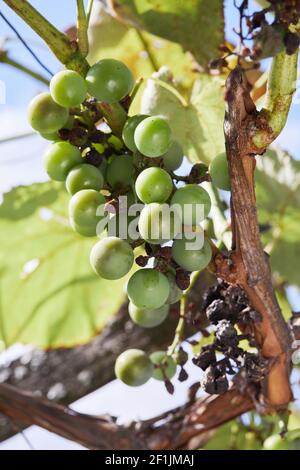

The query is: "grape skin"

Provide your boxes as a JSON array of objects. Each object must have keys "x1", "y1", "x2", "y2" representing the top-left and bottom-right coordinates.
[
  {"x1": 115, "y1": 349, "x2": 153, "y2": 386},
  {"x1": 128, "y1": 302, "x2": 169, "y2": 328},
  {"x1": 162, "y1": 140, "x2": 184, "y2": 171},
  {"x1": 28, "y1": 92, "x2": 69, "y2": 133},
  {"x1": 135, "y1": 167, "x2": 173, "y2": 204},
  {"x1": 85, "y1": 58, "x2": 134, "y2": 103},
  {"x1": 50, "y1": 70, "x2": 87, "y2": 108},
  {"x1": 172, "y1": 236, "x2": 212, "y2": 272},
  {"x1": 106, "y1": 154, "x2": 134, "y2": 189},
  {"x1": 209, "y1": 152, "x2": 231, "y2": 191},
  {"x1": 171, "y1": 184, "x2": 211, "y2": 225},
  {"x1": 43, "y1": 141, "x2": 82, "y2": 181},
  {"x1": 69, "y1": 189, "x2": 106, "y2": 237},
  {"x1": 127, "y1": 269, "x2": 170, "y2": 309},
  {"x1": 66, "y1": 164, "x2": 104, "y2": 195},
  {"x1": 122, "y1": 115, "x2": 149, "y2": 152},
  {"x1": 90, "y1": 237, "x2": 134, "y2": 280},
  {"x1": 134, "y1": 116, "x2": 172, "y2": 158},
  {"x1": 138, "y1": 203, "x2": 181, "y2": 245}
]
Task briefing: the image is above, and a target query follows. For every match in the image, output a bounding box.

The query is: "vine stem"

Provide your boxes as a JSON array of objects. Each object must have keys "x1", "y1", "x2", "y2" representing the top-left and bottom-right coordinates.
[
  {"x1": 167, "y1": 271, "x2": 201, "y2": 356},
  {"x1": 3, "y1": 0, "x2": 89, "y2": 76},
  {"x1": 135, "y1": 30, "x2": 159, "y2": 72},
  {"x1": 0, "y1": 52, "x2": 49, "y2": 85},
  {"x1": 76, "y1": 0, "x2": 89, "y2": 57}
]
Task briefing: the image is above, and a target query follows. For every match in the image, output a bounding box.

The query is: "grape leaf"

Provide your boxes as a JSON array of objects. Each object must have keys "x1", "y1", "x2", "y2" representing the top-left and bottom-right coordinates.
[
  {"x1": 88, "y1": 3, "x2": 197, "y2": 88},
  {"x1": 106, "y1": 0, "x2": 224, "y2": 67},
  {"x1": 0, "y1": 182, "x2": 127, "y2": 348},
  {"x1": 255, "y1": 147, "x2": 300, "y2": 287},
  {"x1": 140, "y1": 67, "x2": 225, "y2": 164}
]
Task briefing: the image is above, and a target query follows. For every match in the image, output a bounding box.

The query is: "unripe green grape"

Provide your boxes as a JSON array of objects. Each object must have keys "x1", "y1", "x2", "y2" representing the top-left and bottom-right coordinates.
[
  {"x1": 40, "y1": 115, "x2": 74, "y2": 141},
  {"x1": 135, "y1": 167, "x2": 173, "y2": 204},
  {"x1": 85, "y1": 58, "x2": 134, "y2": 103},
  {"x1": 66, "y1": 164, "x2": 104, "y2": 195},
  {"x1": 28, "y1": 92, "x2": 69, "y2": 133},
  {"x1": 138, "y1": 203, "x2": 180, "y2": 245},
  {"x1": 150, "y1": 351, "x2": 177, "y2": 381},
  {"x1": 162, "y1": 140, "x2": 184, "y2": 171},
  {"x1": 50, "y1": 70, "x2": 87, "y2": 108},
  {"x1": 128, "y1": 302, "x2": 169, "y2": 328},
  {"x1": 134, "y1": 116, "x2": 172, "y2": 158},
  {"x1": 122, "y1": 115, "x2": 149, "y2": 151},
  {"x1": 166, "y1": 272, "x2": 182, "y2": 304},
  {"x1": 172, "y1": 236, "x2": 212, "y2": 272},
  {"x1": 127, "y1": 269, "x2": 170, "y2": 309},
  {"x1": 69, "y1": 189, "x2": 106, "y2": 237},
  {"x1": 43, "y1": 141, "x2": 82, "y2": 181},
  {"x1": 90, "y1": 237, "x2": 134, "y2": 280},
  {"x1": 171, "y1": 184, "x2": 211, "y2": 225},
  {"x1": 209, "y1": 152, "x2": 231, "y2": 191},
  {"x1": 115, "y1": 349, "x2": 153, "y2": 387},
  {"x1": 106, "y1": 154, "x2": 134, "y2": 189}
]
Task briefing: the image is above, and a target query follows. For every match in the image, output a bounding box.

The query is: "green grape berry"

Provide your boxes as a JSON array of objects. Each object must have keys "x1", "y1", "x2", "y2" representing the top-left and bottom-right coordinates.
[
  {"x1": 115, "y1": 349, "x2": 153, "y2": 387},
  {"x1": 166, "y1": 272, "x2": 182, "y2": 304},
  {"x1": 90, "y1": 237, "x2": 134, "y2": 280},
  {"x1": 85, "y1": 58, "x2": 134, "y2": 103},
  {"x1": 106, "y1": 154, "x2": 134, "y2": 189},
  {"x1": 39, "y1": 131, "x2": 60, "y2": 142},
  {"x1": 43, "y1": 141, "x2": 82, "y2": 181},
  {"x1": 69, "y1": 189, "x2": 106, "y2": 237},
  {"x1": 134, "y1": 116, "x2": 172, "y2": 158},
  {"x1": 122, "y1": 115, "x2": 149, "y2": 152},
  {"x1": 162, "y1": 141, "x2": 184, "y2": 171},
  {"x1": 135, "y1": 167, "x2": 173, "y2": 204},
  {"x1": 263, "y1": 435, "x2": 289, "y2": 450},
  {"x1": 209, "y1": 152, "x2": 231, "y2": 191},
  {"x1": 28, "y1": 92, "x2": 69, "y2": 133},
  {"x1": 172, "y1": 236, "x2": 212, "y2": 272},
  {"x1": 150, "y1": 351, "x2": 177, "y2": 381},
  {"x1": 66, "y1": 164, "x2": 104, "y2": 195},
  {"x1": 138, "y1": 203, "x2": 180, "y2": 245},
  {"x1": 127, "y1": 269, "x2": 170, "y2": 309},
  {"x1": 171, "y1": 184, "x2": 211, "y2": 225},
  {"x1": 128, "y1": 302, "x2": 169, "y2": 328},
  {"x1": 50, "y1": 70, "x2": 87, "y2": 108}
]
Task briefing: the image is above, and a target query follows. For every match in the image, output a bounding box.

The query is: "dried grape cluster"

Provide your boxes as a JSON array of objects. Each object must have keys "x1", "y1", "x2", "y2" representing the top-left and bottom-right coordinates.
[{"x1": 193, "y1": 280, "x2": 268, "y2": 395}]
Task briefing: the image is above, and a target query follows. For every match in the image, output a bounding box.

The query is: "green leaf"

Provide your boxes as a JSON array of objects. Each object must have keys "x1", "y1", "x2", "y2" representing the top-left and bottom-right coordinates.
[
  {"x1": 88, "y1": 4, "x2": 197, "y2": 88},
  {"x1": 106, "y1": 0, "x2": 224, "y2": 67},
  {"x1": 255, "y1": 147, "x2": 300, "y2": 287},
  {"x1": 140, "y1": 67, "x2": 225, "y2": 163},
  {"x1": 0, "y1": 182, "x2": 127, "y2": 348}
]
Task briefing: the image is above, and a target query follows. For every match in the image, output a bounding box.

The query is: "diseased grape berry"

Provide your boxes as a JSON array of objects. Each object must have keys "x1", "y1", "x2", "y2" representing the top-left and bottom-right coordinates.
[
  {"x1": 138, "y1": 203, "x2": 180, "y2": 245},
  {"x1": 85, "y1": 58, "x2": 134, "y2": 103},
  {"x1": 172, "y1": 236, "x2": 212, "y2": 272},
  {"x1": 150, "y1": 351, "x2": 177, "y2": 381},
  {"x1": 171, "y1": 184, "x2": 211, "y2": 224},
  {"x1": 134, "y1": 116, "x2": 172, "y2": 158},
  {"x1": 28, "y1": 92, "x2": 69, "y2": 133},
  {"x1": 209, "y1": 152, "x2": 231, "y2": 191},
  {"x1": 162, "y1": 140, "x2": 184, "y2": 171},
  {"x1": 106, "y1": 154, "x2": 134, "y2": 189},
  {"x1": 135, "y1": 167, "x2": 173, "y2": 204},
  {"x1": 43, "y1": 141, "x2": 82, "y2": 181},
  {"x1": 50, "y1": 70, "x2": 87, "y2": 108},
  {"x1": 66, "y1": 164, "x2": 104, "y2": 195},
  {"x1": 127, "y1": 269, "x2": 170, "y2": 309},
  {"x1": 69, "y1": 189, "x2": 106, "y2": 237},
  {"x1": 115, "y1": 349, "x2": 153, "y2": 386},
  {"x1": 122, "y1": 115, "x2": 149, "y2": 151},
  {"x1": 128, "y1": 302, "x2": 169, "y2": 328},
  {"x1": 90, "y1": 237, "x2": 134, "y2": 280}
]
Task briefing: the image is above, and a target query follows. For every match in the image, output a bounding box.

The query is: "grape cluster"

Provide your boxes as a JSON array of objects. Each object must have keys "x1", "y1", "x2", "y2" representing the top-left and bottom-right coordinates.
[{"x1": 28, "y1": 58, "x2": 230, "y2": 390}]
